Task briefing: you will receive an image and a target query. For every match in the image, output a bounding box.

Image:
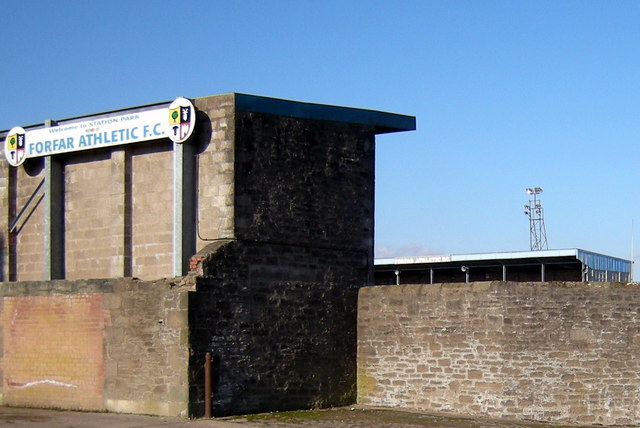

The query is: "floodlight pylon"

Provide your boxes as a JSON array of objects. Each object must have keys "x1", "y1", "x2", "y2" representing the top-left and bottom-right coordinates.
[{"x1": 524, "y1": 187, "x2": 548, "y2": 251}]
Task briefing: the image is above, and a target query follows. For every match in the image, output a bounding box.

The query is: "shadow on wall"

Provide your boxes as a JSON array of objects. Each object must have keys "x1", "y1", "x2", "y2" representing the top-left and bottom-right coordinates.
[{"x1": 193, "y1": 110, "x2": 212, "y2": 155}]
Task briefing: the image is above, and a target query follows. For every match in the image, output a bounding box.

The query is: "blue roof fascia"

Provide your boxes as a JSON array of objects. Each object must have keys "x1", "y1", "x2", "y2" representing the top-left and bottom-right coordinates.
[
  {"x1": 234, "y1": 93, "x2": 416, "y2": 134},
  {"x1": 576, "y1": 249, "x2": 631, "y2": 273}
]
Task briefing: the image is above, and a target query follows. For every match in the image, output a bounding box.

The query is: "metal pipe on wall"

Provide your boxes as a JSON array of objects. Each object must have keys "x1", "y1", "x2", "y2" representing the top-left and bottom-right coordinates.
[{"x1": 204, "y1": 352, "x2": 212, "y2": 418}]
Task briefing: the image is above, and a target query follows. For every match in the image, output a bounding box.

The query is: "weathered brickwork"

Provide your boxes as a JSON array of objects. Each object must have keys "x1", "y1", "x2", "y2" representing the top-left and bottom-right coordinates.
[
  {"x1": 358, "y1": 281, "x2": 640, "y2": 426},
  {"x1": 233, "y1": 111, "x2": 375, "y2": 252},
  {"x1": 190, "y1": 242, "x2": 362, "y2": 416},
  {"x1": 0, "y1": 278, "x2": 189, "y2": 416},
  {"x1": 2, "y1": 293, "x2": 105, "y2": 410}
]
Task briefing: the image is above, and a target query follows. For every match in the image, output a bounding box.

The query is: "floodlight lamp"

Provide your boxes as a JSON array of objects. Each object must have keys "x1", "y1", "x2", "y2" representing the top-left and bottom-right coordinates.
[
  {"x1": 534, "y1": 187, "x2": 543, "y2": 194},
  {"x1": 524, "y1": 210, "x2": 529, "y2": 215},
  {"x1": 525, "y1": 188, "x2": 533, "y2": 194}
]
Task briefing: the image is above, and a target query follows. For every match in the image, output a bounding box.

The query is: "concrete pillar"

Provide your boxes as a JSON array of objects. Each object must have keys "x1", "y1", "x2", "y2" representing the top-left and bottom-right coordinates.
[
  {"x1": 44, "y1": 156, "x2": 64, "y2": 280},
  {"x1": 173, "y1": 142, "x2": 195, "y2": 276}
]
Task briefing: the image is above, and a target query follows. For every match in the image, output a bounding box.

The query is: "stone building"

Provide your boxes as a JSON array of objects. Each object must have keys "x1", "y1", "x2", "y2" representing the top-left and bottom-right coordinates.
[{"x1": 0, "y1": 93, "x2": 415, "y2": 416}]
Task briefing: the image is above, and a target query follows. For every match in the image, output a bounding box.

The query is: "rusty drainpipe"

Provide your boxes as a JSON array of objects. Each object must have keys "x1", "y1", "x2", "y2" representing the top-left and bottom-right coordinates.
[{"x1": 204, "y1": 352, "x2": 212, "y2": 418}]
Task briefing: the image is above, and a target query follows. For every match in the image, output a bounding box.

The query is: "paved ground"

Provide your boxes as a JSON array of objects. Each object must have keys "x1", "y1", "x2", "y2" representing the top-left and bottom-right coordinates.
[{"x1": 0, "y1": 405, "x2": 604, "y2": 428}]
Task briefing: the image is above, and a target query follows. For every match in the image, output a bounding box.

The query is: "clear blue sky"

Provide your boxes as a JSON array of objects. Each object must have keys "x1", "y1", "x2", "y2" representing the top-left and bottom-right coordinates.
[{"x1": 2, "y1": 1, "x2": 640, "y2": 266}]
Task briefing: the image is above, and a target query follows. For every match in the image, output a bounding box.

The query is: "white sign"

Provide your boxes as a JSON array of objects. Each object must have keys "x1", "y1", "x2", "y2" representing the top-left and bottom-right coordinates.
[
  {"x1": 394, "y1": 255, "x2": 452, "y2": 264},
  {"x1": 3, "y1": 97, "x2": 196, "y2": 167}
]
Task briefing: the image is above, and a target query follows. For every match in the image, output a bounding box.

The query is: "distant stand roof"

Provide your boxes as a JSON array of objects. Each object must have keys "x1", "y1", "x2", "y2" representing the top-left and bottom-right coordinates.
[{"x1": 375, "y1": 248, "x2": 631, "y2": 274}]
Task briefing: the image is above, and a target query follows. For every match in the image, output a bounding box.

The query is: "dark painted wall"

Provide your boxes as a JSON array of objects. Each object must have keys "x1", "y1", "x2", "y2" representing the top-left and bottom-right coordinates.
[{"x1": 188, "y1": 112, "x2": 375, "y2": 416}]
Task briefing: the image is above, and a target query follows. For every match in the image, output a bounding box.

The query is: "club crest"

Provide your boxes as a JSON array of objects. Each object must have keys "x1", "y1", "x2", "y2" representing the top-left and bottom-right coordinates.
[
  {"x1": 167, "y1": 97, "x2": 196, "y2": 143},
  {"x1": 4, "y1": 127, "x2": 27, "y2": 167}
]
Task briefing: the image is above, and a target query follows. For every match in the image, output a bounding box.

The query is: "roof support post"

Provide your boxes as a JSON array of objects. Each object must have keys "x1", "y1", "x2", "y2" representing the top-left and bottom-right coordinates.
[
  {"x1": 502, "y1": 265, "x2": 507, "y2": 281},
  {"x1": 44, "y1": 155, "x2": 64, "y2": 280},
  {"x1": 540, "y1": 263, "x2": 545, "y2": 282},
  {"x1": 430, "y1": 268, "x2": 434, "y2": 284}
]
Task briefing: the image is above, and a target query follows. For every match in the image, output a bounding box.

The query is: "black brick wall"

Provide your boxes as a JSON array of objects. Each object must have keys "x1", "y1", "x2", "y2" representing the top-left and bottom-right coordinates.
[{"x1": 188, "y1": 112, "x2": 375, "y2": 416}]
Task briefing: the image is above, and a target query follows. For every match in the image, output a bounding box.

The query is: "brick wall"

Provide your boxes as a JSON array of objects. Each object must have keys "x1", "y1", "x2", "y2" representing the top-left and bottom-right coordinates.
[
  {"x1": 358, "y1": 281, "x2": 640, "y2": 426},
  {"x1": 190, "y1": 242, "x2": 362, "y2": 417},
  {"x1": 234, "y1": 111, "x2": 375, "y2": 252},
  {"x1": 2, "y1": 293, "x2": 105, "y2": 409},
  {"x1": 0, "y1": 278, "x2": 189, "y2": 416}
]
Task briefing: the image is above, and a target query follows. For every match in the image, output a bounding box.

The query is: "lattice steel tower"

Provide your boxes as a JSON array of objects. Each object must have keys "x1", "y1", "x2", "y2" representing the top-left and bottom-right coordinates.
[{"x1": 524, "y1": 187, "x2": 548, "y2": 251}]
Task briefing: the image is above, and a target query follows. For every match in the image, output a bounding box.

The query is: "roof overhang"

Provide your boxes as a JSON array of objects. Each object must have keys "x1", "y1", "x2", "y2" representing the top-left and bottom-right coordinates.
[{"x1": 232, "y1": 93, "x2": 416, "y2": 134}]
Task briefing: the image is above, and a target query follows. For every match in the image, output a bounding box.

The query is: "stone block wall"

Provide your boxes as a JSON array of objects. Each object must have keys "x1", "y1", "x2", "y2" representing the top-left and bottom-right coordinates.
[
  {"x1": 358, "y1": 281, "x2": 640, "y2": 426},
  {"x1": 192, "y1": 94, "x2": 236, "y2": 250},
  {"x1": 65, "y1": 151, "x2": 114, "y2": 279},
  {"x1": 0, "y1": 278, "x2": 189, "y2": 416},
  {"x1": 129, "y1": 144, "x2": 174, "y2": 279},
  {"x1": 11, "y1": 167, "x2": 44, "y2": 281}
]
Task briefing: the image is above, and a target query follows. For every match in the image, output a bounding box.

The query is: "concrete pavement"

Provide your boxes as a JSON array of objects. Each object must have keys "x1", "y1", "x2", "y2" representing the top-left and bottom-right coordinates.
[
  {"x1": 0, "y1": 406, "x2": 241, "y2": 428},
  {"x1": 0, "y1": 405, "x2": 605, "y2": 427}
]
